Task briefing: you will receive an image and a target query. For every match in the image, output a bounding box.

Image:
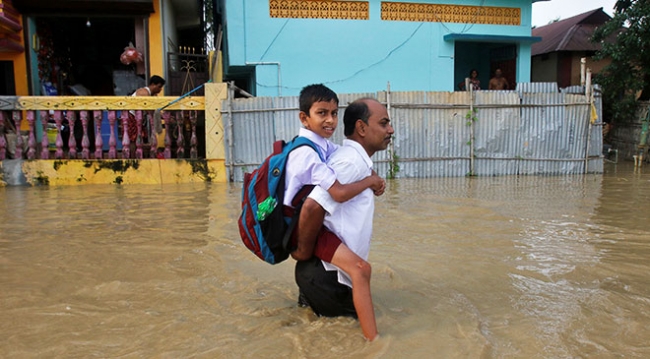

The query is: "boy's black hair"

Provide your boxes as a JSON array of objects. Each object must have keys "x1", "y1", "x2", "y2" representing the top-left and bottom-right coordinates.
[
  {"x1": 343, "y1": 98, "x2": 373, "y2": 137},
  {"x1": 149, "y1": 75, "x2": 166, "y2": 86},
  {"x1": 299, "y1": 84, "x2": 339, "y2": 114}
]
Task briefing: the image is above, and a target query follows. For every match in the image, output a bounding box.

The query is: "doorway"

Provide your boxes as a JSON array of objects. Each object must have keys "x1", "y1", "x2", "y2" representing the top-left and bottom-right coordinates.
[
  {"x1": 0, "y1": 61, "x2": 15, "y2": 95},
  {"x1": 33, "y1": 17, "x2": 144, "y2": 97},
  {"x1": 453, "y1": 42, "x2": 518, "y2": 91}
]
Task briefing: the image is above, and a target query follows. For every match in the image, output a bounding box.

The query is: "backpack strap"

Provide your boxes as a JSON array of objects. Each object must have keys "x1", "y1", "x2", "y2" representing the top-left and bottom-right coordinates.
[
  {"x1": 286, "y1": 136, "x2": 325, "y2": 162},
  {"x1": 282, "y1": 185, "x2": 315, "y2": 252},
  {"x1": 277, "y1": 136, "x2": 325, "y2": 253}
]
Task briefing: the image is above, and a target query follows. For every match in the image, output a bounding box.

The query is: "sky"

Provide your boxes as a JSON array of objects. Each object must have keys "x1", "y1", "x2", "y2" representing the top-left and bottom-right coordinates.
[{"x1": 531, "y1": 0, "x2": 617, "y2": 27}]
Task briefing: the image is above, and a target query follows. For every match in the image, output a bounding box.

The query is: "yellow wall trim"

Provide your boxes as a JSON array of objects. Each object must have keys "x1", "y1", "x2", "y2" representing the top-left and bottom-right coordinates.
[
  {"x1": 270, "y1": 0, "x2": 369, "y2": 19},
  {"x1": 381, "y1": 2, "x2": 521, "y2": 25},
  {"x1": 0, "y1": 96, "x2": 204, "y2": 111}
]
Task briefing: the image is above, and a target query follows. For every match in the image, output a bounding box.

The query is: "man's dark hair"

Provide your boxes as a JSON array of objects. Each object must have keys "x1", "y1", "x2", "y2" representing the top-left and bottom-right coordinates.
[
  {"x1": 299, "y1": 84, "x2": 338, "y2": 114},
  {"x1": 149, "y1": 75, "x2": 166, "y2": 86},
  {"x1": 343, "y1": 98, "x2": 373, "y2": 137}
]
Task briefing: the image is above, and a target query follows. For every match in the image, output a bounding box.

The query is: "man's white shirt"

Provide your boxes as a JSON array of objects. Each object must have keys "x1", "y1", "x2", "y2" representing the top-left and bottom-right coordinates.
[{"x1": 308, "y1": 139, "x2": 375, "y2": 287}]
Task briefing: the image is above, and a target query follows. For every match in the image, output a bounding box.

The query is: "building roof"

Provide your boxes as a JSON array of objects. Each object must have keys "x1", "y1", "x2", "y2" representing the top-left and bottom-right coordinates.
[{"x1": 532, "y1": 8, "x2": 612, "y2": 56}]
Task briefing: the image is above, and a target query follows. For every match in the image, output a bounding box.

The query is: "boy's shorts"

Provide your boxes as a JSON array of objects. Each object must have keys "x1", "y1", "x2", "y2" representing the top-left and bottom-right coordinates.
[
  {"x1": 286, "y1": 185, "x2": 342, "y2": 262},
  {"x1": 295, "y1": 256, "x2": 357, "y2": 318}
]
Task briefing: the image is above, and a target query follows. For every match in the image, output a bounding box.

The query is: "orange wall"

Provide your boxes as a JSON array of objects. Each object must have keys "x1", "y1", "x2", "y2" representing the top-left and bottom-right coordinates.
[
  {"x1": 148, "y1": 0, "x2": 163, "y2": 85},
  {"x1": 3, "y1": 51, "x2": 28, "y2": 95},
  {"x1": 0, "y1": 13, "x2": 28, "y2": 95}
]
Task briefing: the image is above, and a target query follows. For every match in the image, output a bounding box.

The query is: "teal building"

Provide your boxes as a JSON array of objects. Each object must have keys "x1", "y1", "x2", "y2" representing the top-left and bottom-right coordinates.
[{"x1": 218, "y1": 0, "x2": 546, "y2": 96}]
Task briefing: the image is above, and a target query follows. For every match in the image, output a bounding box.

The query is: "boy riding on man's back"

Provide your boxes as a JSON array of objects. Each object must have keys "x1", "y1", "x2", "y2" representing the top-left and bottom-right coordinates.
[{"x1": 284, "y1": 84, "x2": 384, "y2": 340}]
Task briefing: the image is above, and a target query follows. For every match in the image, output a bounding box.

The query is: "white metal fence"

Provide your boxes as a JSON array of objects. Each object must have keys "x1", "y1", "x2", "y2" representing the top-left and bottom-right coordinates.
[{"x1": 222, "y1": 83, "x2": 603, "y2": 181}]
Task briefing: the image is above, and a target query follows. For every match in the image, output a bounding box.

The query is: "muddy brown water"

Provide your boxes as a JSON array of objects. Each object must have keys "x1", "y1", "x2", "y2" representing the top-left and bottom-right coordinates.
[{"x1": 1, "y1": 162, "x2": 649, "y2": 358}]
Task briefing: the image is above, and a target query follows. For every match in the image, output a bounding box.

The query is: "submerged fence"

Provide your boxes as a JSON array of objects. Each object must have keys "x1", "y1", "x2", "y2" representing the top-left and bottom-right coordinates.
[{"x1": 223, "y1": 83, "x2": 603, "y2": 181}]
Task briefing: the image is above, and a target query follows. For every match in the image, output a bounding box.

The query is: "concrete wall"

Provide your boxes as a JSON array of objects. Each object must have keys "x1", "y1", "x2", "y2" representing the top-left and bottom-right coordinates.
[
  {"x1": 569, "y1": 53, "x2": 610, "y2": 86},
  {"x1": 531, "y1": 53, "x2": 558, "y2": 83},
  {"x1": 532, "y1": 52, "x2": 612, "y2": 87}
]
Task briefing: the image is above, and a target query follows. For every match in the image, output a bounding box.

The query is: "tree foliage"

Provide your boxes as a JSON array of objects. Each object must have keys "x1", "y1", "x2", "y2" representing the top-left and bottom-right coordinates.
[
  {"x1": 204, "y1": 0, "x2": 216, "y2": 51},
  {"x1": 593, "y1": 0, "x2": 650, "y2": 123}
]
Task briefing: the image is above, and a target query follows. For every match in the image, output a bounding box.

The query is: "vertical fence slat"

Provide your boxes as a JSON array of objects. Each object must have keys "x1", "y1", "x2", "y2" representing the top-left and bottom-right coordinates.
[
  {"x1": 80, "y1": 110, "x2": 90, "y2": 159},
  {"x1": 67, "y1": 111, "x2": 77, "y2": 159},
  {"x1": 120, "y1": 110, "x2": 130, "y2": 159},
  {"x1": 176, "y1": 111, "x2": 184, "y2": 158},
  {"x1": 0, "y1": 111, "x2": 6, "y2": 160},
  {"x1": 107, "y1": 111, "x2": 117, "y2": 159},
  {"x1": 40, "y1": 111, "x2": 50, "y2": 159},
  {"x1": 94, "y1": 111, "x2": 103, "y2": 159},
  {"x1": 53, "y1": 111, "x2": 64, "y2": 159},
  {"x1": 12, "y1": 111, "x2": 23, "y2": 159},
  {"x1": 190, "y1": 110, "x2": 198, "y2": 159},
  {"x1": 148, "y1": 111, "x2": 157, "y2": 158},
  {"x1": 163, "y1": 111, "x2": 173, "y2": 159},
  {"x1": 26, "y1": 111, "x2": 36, "y2": 160},
  {"x1": 135, "y1": 110, "x2": 143, "y2": 159}
]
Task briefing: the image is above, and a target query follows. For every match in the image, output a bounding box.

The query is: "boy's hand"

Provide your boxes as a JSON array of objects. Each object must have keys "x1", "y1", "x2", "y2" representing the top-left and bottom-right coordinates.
[{"x1": 369, "y1": 174, "x2": 385, "y2": 196}]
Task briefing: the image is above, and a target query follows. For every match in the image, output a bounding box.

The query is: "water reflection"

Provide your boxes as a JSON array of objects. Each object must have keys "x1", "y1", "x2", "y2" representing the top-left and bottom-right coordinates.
[{"x1": 1, "y1": 162, "x2": 649, "y2": 358}]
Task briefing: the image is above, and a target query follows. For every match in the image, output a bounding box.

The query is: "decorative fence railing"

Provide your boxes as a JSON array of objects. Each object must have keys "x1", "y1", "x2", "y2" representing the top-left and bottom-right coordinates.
[{"x1": 0, "y1": 96, "x2": 205, "y2": 161}]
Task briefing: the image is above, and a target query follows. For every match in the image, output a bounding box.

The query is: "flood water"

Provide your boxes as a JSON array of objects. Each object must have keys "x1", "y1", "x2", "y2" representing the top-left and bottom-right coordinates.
[{"x1": 1, "y1": 161, "x2": 649, "y2": 358}]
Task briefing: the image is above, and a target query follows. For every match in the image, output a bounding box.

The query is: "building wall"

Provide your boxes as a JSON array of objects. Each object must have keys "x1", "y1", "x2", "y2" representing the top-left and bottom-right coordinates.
[
  {"x1": 0, "y1": 12, "x2": 27, "y2": 95},
  {"x1": 533, "y1": 52, "x2": 612, "y2": 88},
  {"x1": 531, "y1": 53, "x2": 559, "y2": 83},
  {"x1": 569, "y1": 52, "x2": 610, "y2": 86},
  {"x1": 221, "y1": 0, "x2": 536, "y2": 96}
]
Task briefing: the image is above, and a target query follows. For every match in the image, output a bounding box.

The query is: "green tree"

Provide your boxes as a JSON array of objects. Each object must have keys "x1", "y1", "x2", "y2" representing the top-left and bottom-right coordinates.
[
  {"x1": 204, "y1": 0, "x2": 216, "y2": 51},
  {"x1": 593, "y1": 0, "x2": 650, "y2": 123}
]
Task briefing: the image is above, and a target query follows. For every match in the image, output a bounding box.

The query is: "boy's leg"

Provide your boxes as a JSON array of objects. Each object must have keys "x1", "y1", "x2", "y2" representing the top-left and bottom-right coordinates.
[
  {"x1": 329, "y1": 244, "x2": 378, "y2": 341},
  {"x1": 291, "y1": 197, "x2": 325, "y2": 261}
]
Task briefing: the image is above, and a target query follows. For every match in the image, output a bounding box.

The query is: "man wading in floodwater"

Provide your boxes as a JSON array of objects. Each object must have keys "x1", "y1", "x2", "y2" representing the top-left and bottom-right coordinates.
[{"x1": 295, "y1": 98, "x2": 394, "y2": 341}]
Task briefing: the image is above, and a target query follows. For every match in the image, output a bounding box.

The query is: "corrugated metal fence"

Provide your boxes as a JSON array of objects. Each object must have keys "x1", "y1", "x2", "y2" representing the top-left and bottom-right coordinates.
[{"x1": 222, "y1": 83, "x2": 603, "y2": 181}]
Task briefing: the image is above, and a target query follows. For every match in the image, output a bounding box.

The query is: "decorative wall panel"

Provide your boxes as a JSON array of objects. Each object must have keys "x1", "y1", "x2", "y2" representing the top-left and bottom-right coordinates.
[
  {"x1": 269, "y1": 0, "x2": 369, "y2": 19},
  {"x1": 381, "y1": 2, "x2": 520, "y2": 25}
]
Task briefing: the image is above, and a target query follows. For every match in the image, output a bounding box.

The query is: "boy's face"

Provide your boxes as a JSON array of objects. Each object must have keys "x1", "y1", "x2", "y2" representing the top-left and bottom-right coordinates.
[{"x1": 299, "y1": 100, "x2": 339, "y2": 138}]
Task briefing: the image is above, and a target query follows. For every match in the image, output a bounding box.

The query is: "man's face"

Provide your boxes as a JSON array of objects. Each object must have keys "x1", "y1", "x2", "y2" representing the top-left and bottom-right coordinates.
[
  {"x1": 150, "y1": 83, "x2": 164, "y2": 96},
  {"x1": 363, "y1": 100, "x2": 394, "y2": 155},
  {"x1": 300, "y1": 100, "x2": 339, "y2": 139},
  {"x1": 495, "y1": 69, "x2": 503, "y2": 78}
]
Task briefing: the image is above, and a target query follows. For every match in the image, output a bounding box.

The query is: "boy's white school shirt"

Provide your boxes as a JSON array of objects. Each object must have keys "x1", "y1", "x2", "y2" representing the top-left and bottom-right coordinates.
[
  {"x1": 308, "y1": 139, "x2": 375, "y2": 287},
  {"x1": 283, "y1": 128, "x2": 339, "y2": 207}
]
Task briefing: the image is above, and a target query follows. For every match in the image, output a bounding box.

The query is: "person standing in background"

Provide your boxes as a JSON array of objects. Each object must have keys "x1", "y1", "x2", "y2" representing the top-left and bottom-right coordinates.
[
  {"x1": 488, "y1": 68, "x2": 509, "y2": 90},
  {"x1": 126, "y1": 75, "x2": 165, "y2": 156}
]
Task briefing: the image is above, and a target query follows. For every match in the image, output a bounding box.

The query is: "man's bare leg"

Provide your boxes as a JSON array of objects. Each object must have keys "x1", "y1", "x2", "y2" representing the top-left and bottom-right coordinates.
[{"x1": 329, "y1": 244, "x2": 378, "y2": 341}]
